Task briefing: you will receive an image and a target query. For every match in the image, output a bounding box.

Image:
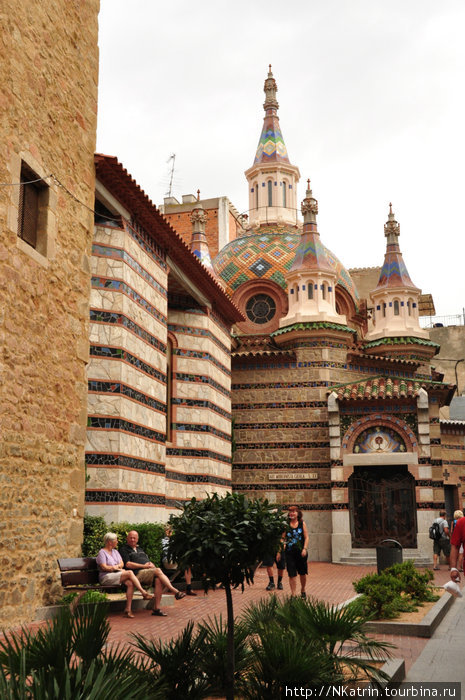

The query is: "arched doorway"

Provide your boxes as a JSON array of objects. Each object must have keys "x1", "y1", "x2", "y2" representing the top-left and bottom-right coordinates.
[{"x1": 348, "y1": 465, "x2": 417, "y2": 547}]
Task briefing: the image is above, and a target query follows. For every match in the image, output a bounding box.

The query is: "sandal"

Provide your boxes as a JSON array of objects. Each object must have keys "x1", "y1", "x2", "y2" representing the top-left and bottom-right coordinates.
[
  {"x1": 123, "y1": 610, "x2": 134, "y2": 618},
  {"x1": 175, "y1": 591, "x2": 186, "y2": 600},
  {"x1": 151, "y1": 608, "x2": 168, "y2": 616},
  {"x1": 142, "y1": 592, "x2": 154, "y2": 600}
]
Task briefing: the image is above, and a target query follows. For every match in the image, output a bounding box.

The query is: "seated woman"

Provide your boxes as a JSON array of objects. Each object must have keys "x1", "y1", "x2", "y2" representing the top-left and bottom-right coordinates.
[{"x1": 96, "y1": 532, "x2": 153, "y2": 618}]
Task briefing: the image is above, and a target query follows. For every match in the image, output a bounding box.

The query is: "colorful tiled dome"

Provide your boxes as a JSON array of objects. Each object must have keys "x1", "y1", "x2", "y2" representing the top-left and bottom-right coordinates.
[{"x1": 213, "y1": 224, "x2": 359, "y2": 305}]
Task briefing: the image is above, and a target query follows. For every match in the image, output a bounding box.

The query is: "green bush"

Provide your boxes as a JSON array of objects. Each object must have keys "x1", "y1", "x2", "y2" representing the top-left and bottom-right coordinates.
[
  {"x1": 82, "y1": 515, "x2": 107, "y2": 556},
  {"x1": 82, "y1": 516, "x2": 165, "y2": 564},
  {"x1": 384, "y1": 560, "x2": 437, "y2": 603},
  {"x1": 353, "y1": 562, "x2": 439, "y2": 619},
  {"x1": 59, "y1": 590, "x2": 108, "y2": 606}
]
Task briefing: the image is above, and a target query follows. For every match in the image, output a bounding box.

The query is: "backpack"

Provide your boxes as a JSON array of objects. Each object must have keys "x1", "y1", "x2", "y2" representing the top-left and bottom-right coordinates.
[{"x1": 429, "y1": 521, "x2": 442, "y2": 541}]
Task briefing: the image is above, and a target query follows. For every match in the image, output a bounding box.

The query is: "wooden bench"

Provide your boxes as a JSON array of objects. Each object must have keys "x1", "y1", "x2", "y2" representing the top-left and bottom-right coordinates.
[{"x1": 57, "y1": 557, "x2": 124, "y2": 594}]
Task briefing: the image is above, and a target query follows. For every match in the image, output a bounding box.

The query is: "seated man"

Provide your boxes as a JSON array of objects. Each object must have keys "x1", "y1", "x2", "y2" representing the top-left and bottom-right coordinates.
[{"x1": 119, "y1": 530, "x2": 185, "y2": 616}]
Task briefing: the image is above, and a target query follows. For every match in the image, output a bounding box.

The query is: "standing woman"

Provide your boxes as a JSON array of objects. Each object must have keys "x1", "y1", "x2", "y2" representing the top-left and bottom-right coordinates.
[
  {"x1": 96, "y1": 532, "x2": 153, "y2": 618},
  {"x1": 284, "y1": 505, "x2": 309, "y2": 598}
]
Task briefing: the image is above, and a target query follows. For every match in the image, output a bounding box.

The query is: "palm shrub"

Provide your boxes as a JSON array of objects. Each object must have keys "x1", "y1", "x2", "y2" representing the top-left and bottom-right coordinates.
[
  {"x1": 241, "y1": 595, "x2": 393, "y2": 692},
  {"x1": 0, "y1": 604, "x2": 156, "y2": 699},
  {"x1": 132, "y1": 621, "x2": 209, "y2": 700},
  {"x1": 244, "y1": 620, "x2": 336, "y2": 699},
  {"x1": 197, "y1": 614, "x2": 252, "y2": 697}
]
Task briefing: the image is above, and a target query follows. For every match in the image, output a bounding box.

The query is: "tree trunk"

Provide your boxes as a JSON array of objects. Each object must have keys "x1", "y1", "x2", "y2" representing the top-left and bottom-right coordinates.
[{"x1": 224, "y1": 579, "x2": 235, "y2": 700}]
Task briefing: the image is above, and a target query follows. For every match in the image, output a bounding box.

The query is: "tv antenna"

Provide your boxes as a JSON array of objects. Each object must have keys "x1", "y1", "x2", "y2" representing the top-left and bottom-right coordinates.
[{"x1": 166, "y1": 154, "x2": 176, "y2": 198}]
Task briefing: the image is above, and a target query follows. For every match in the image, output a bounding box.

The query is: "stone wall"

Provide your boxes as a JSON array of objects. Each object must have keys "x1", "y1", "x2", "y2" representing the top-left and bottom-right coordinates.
[
  {"x1": 429, "y1": 325, "x2": 465, "y2": 396},
  {"x1": 0, "y1": 0, "x2": 99, "y2": 625}
]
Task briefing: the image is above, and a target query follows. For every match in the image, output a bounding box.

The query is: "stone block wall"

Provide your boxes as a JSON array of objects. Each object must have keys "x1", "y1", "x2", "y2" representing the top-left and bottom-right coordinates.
[
  {"x1": 166, "y1": 307, "x2": 232, "y2": 507},
  {"x1": 86, "y1": 221, "x2": 169, "y2": 522},
  {"x1": 232, "y1": 337, "x2": 356, "y2": 560},
  {"x1": 0, "y1": 0, "x2": 99, "y2": 625}
]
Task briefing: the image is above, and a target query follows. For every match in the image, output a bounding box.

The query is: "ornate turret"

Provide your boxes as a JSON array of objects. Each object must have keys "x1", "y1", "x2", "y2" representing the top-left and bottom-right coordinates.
[
  {"x1": 244, "y1": 66, "x2": 300, "y2": 229},
  {"x1": 190, "y1": 194, "x2": 215, "y2": 275},
  {"x1": 278, "y1": 181, "x2": 347, "y2": 327},
  {"x1": 365, "y1": 205, "x2": 429, "y2": 342}
]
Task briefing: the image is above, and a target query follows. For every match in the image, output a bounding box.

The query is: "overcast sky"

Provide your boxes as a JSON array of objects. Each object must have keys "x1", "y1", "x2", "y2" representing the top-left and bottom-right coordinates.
[{"x1": 97, "y1": 0, "x2": 465, "y2": 317}]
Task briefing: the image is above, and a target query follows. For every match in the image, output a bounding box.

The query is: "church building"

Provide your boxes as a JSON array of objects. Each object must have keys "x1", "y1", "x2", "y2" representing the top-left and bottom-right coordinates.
[{"x1": 207, "y1": 68, "x2": 461, "y2": 564}]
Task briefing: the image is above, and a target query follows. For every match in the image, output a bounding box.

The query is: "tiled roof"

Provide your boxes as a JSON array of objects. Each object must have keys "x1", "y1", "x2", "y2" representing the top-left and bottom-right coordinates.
[
  {"x1": 94, "y1": 154, "x2": 243, "y2": 325},
  {"x1": 330, "y1": 376, "x2": 453, "y2": 401},
  {"x1": 214, "y1": 229, "x2": 359, "y2": 304},
  {"x1": 232, "y1": 347, "x2": 295, "y2": 358},
  {"x1": 362, "y1": 336, "x2": 440, "y2": 350},
  {"x1": 272, "y1": 322, "x2": 356, "y2": 337}
]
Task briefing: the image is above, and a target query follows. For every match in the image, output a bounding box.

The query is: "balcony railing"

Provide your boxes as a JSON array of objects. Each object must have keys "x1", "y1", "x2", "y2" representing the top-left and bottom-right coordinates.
[{"x1": 420, "y1": 313, "x2": 465, "y2": 329}]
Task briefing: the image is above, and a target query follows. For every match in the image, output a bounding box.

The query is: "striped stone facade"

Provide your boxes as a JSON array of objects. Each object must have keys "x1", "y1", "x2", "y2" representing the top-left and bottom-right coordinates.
[{"x1": 84, "y1": 157, "x2": 241, "y2": 522}]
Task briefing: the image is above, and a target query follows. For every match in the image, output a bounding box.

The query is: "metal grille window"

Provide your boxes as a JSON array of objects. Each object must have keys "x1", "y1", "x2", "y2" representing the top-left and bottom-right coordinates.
[{"x1": 246, "y1": 293, "x2": 276, "y2": 324}]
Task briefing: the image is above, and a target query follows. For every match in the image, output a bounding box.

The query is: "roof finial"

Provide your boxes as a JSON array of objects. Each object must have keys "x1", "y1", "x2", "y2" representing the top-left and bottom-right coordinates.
[
  {"x1": 263, "y1": 65, "x2": 279, "y2": 111},
  {"x1": 301, "y1": 179, "x2": 318, "y2": 222},
  {"x1": 384, "y1": 203, "x2": 400, "y2": 240},
  {"x1": 197, "y1": 189, "x2": 200, "y2": 201}
]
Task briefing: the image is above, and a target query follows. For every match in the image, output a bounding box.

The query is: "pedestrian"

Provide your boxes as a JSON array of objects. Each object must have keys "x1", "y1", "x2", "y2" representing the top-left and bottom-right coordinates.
[
  {"x1": 263, "y1": 549, "x2": 286, "y2": 591},
  {"x1": 283, "y1": 505, "x2": 309, "y2": 598},
  {"x1": 432, "y1": 510, "x2": 450, "y2": 571},
  {"x1": 450, "y1": 510, "x2": 465, "y2": 581}
]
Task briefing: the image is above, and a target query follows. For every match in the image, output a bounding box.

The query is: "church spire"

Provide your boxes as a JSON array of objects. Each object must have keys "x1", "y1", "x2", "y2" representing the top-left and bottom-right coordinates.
[
  {"x1": 245, "y1": 67, "x2": 300, "y2": 228},
  {"x1": 289, "y1": 180, "x2": 333, "y2": 273},
  {"x1": 365, "y1": 205, "x2": 428, "y2": 341},
  {"x1": 373, "y1": 204, "x2": 418, "y2": 291},
  {"x1": 190, "y1": 197, "x2": 215, "y2": 275},
  {"x1": 278, "y1": 181, "x2": 347, "y2": 328},
  {"x1": 253, "y1": 65, "x2": 289, "y2": 165}
]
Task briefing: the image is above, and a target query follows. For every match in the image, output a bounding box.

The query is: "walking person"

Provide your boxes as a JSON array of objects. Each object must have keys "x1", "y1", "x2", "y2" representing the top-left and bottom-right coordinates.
[
  {"x1": 263, "y1": 550, "x2": 286, "y2": 591},
  {"x1": 282, "y1": 505, "x2": 309, "y2": 598},
  {"x1": 432, "y1": 510, "x2": 450, "y2": 570}
]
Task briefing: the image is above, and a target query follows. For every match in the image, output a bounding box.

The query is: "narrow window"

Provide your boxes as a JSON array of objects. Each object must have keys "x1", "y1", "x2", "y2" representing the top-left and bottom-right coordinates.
[
  {"x1": 267, "y1": 180, "x2": 272, "y2": 206},
  {"x1": 166, "y1": 338, "x2": 173, "y2": 441},
  {"x1": 18, "y1": 164, "x2": 45, "y2": 248},
  {"x1": 382, "y1": 303, "x2": 386, "y2": 317},
  {"x1": 407, "y1": 299, "x2": 412, "y2": 315},
  {"x1": 393, "y1": 300, "x2": 400, "y2": 316},
  {"x1": 254, "y1": 182, "x2": 259, "y2": 210},
  {"x1": 321, "y1": 283, "x2": 327, "y2": 300},
  {"x1": 282, "y1": 181, "x2": 287, "y2": 207},
  {"x1": 307, "y1": 283, "x2": 313, "y2": 299}
]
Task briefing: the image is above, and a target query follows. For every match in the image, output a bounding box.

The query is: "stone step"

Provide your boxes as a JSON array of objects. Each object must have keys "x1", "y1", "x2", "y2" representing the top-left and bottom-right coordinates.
[{"x1": 338, "y1": 554, "x2": 432, "y2": 567}]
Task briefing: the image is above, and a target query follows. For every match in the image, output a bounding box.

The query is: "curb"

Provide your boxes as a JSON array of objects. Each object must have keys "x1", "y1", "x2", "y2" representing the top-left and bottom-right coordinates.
[
  {"x1": 34, "y1": 593, "x2": 174, "y2": 622},
  {"x1": 364, "y1": 591, "x2": 456, "y2": 638}
]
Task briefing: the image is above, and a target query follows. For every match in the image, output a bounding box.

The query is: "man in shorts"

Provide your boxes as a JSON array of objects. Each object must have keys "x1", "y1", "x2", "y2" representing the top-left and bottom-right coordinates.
[
  {"x1": 262, "y1": 550, "x2": 286, "y2": 590},
  {"x1": 120, "y1": 530, "x2": 185, "y2": 616}
]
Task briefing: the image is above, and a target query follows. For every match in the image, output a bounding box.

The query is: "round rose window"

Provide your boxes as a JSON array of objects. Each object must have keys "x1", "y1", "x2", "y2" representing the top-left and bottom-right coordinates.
[{"x1": 245, "y1": 293, "x2": 276, "y2": 324}]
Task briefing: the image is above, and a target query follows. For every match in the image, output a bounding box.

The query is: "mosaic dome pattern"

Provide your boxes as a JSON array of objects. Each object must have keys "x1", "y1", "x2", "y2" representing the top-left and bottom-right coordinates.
[{"x1": 213, "y1": 225, "x2": 359, "y2": 303}]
